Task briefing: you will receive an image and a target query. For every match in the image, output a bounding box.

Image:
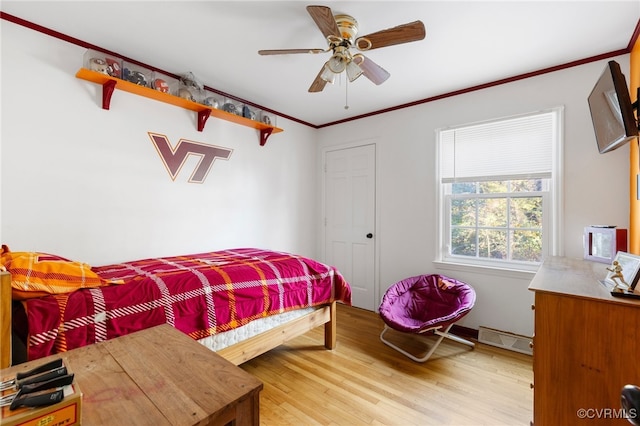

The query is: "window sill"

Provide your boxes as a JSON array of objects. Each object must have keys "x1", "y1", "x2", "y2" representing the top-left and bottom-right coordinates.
[{"x1": 432, "y1": 260, "x2": 538, "y2": 280}]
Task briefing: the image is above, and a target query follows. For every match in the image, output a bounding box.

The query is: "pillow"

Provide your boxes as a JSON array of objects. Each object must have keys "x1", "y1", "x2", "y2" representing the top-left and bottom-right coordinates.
[{"x1": 1, "y1": 245, "x2": 107, "y2": 300}]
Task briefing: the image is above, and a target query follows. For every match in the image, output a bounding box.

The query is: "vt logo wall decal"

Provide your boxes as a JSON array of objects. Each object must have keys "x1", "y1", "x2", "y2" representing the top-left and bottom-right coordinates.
[{"x1": 148, "y1": 132, "x2": 232, "y2": 183}]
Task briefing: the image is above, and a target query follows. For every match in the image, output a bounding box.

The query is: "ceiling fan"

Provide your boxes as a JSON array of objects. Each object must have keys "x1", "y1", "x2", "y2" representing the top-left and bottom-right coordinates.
[{"x1": 258, "y1": 5, "x2": 426, "y2": 93}]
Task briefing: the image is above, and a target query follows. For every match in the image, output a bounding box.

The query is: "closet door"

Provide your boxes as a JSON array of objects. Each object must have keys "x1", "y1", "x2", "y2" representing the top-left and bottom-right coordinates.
[{"x1": 324, "y1": 143, "x2": 376, "y2": 311}]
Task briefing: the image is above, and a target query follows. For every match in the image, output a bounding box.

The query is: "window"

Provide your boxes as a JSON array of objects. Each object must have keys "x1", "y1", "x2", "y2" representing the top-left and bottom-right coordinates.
[{"x1": 437, "y1": 108, "x2": 562, "y2": 271}]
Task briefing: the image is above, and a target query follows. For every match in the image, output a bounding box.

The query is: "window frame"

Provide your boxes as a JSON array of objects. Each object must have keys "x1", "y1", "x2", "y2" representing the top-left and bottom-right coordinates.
[{"x1": 435, "y1": 107, "x2": 564, "y2": 273}]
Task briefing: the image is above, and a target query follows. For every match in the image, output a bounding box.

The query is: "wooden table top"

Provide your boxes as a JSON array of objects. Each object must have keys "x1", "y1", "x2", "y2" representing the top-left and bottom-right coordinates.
[
  {"x1": 528, "y1": 256, "x2": 640, "y2": 306},
  {"x1": 2, "y1": 324, "x2": 263, "y2": 425}
]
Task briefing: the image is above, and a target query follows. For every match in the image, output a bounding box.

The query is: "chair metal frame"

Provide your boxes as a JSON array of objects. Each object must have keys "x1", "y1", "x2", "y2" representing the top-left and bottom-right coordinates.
[{"x1": 379, "y1": 323, "x2": 475, "y2": 362}]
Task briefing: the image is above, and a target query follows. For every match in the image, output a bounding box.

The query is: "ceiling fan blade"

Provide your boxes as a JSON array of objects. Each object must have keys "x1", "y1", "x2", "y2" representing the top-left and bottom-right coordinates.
[
  {"x1": 353, "y1": 55, "x2": 390, "y2": 85},
  {"x1": 308, "y1": 65, "x2": 329, "y2": 93},
  {"x1": 306, "y1": 5, "x2": 341, "y2": 39},
  {"x1": 355, "y1": 21, "x2": 426, "y2": 50},
  {"x1": 259, "y1": 48, "x2": 326, "y2": 55}
]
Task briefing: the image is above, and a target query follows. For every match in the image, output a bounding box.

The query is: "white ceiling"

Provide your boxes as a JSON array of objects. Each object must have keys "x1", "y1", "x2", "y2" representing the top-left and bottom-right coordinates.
[{"x1": 2, "y1": 1, "x2": 639, "y2": 127}]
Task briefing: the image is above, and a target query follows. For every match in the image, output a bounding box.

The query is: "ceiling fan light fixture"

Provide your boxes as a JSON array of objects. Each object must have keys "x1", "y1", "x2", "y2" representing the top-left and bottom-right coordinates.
[
  {"x1": 345, "y1": 60, "x2": 363, "y2": 82},
  {"x1": 327, "y1": 54, "x2": 347, "y2": 73},
  {"x1": 320, "y1": 62, "x2": 336, "y2": 84}
]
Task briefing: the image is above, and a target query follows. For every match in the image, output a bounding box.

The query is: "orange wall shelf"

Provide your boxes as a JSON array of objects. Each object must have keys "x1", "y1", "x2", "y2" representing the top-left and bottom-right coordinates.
[{"x1": 76, "y1": 68, "x2": 283, "y2": 146}]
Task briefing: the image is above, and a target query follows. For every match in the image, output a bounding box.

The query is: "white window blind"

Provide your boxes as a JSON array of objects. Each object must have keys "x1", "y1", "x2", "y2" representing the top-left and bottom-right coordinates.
[{"x1": 440, "y1": 111, "x2": 556, "y2": 183}]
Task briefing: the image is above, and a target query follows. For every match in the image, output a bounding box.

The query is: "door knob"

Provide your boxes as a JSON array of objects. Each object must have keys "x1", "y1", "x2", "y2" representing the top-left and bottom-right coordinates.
[{"x1": 366, "y1": 233, "x2": 373, "y2": 239}]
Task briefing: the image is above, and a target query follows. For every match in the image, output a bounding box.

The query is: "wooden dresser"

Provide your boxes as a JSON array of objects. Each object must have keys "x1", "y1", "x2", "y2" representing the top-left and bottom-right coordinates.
[{"x1": 529, "y1": 256, "x2": 640, "y2": 425}]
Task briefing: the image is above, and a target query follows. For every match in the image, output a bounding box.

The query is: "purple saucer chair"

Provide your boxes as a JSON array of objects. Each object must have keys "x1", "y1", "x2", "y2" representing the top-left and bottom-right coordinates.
[{"x1": 379, "y1": 274, "x2": 476, "y2": 362}]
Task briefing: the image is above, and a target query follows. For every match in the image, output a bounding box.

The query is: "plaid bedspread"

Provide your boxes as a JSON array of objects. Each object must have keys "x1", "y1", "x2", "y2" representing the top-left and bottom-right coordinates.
[{"x1": 21, "y1": 248, "x2": 351, "y2": 360}]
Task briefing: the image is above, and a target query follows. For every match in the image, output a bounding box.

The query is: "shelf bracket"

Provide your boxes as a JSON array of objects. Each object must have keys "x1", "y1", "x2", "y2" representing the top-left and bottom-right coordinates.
[
  {"x1": 102, "y1": 80, "x2": 117, "y2": 110},
  {"x1": 259, "y1": 128, "x2": 274, "y2": 146},
  {"x1": 197, "y1": 109, "x2": 212, "y2": 132}
]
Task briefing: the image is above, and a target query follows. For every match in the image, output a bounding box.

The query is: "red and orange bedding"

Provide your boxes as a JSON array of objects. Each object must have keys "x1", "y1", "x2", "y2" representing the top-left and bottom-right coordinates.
[{"x1": 12, "y1": 248, "x2": 351, "y2": 361}]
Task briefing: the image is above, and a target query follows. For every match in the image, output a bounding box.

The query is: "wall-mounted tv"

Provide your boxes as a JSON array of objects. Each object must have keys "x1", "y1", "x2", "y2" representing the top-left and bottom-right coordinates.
[{"x1": 587, "y1": 60, "x2": 638, "y2": 154}]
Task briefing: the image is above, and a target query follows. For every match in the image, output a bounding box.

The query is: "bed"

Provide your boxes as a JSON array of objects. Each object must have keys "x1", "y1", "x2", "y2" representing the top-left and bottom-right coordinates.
[{"x1": 0, "y1": 247, "x2": 352, "y2": 367}]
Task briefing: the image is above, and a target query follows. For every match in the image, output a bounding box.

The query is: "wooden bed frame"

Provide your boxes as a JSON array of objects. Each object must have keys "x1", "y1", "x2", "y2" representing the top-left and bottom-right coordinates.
[{"x1": 0, "y1": 270, "x2": 337, "y2": 368}]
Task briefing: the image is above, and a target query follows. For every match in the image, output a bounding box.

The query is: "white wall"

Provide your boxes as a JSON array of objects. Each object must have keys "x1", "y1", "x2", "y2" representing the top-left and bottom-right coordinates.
[
  {"x1": 317, "y1": 57, "x2": 631, "y2": 337},
  {"x1": 2, "y1": 18, "x2": 632, "y2": 338},
  {"x1": 1, "y1": 20, "x2": 319, "y2": 265}
]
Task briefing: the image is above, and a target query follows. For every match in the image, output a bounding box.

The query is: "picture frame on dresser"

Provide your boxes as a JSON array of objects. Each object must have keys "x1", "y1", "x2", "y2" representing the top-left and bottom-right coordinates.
[{"x1": 602, "y1": 251, "x2": 640, "y2": 299}]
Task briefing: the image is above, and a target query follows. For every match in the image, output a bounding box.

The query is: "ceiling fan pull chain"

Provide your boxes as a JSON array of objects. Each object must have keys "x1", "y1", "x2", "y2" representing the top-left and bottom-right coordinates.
[{"x1": 345, "y1": 80, "x2": 349, "y2": 110}]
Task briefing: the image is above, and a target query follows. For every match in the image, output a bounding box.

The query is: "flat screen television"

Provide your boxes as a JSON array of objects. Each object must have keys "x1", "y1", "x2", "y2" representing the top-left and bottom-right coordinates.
[{"x1": 587, "y1": 60, "x2": 638, "y2": 154}]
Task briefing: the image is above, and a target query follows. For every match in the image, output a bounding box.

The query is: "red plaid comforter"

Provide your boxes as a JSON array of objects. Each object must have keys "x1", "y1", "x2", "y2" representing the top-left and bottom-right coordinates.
[{"x1": 21, "y1": 248, "x2": 352, "y2": 360}]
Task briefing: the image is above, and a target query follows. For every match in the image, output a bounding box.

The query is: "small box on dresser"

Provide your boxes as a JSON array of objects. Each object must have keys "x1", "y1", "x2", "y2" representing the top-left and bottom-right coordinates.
[{"x1": 583, "y1": 226, "x2": 628, "y2": 264}]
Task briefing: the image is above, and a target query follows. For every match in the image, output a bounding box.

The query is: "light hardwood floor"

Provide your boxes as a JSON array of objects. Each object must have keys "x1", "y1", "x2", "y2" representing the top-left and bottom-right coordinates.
[{"x1": 240, "y1": 304, "x2": 533, "y2": 426}]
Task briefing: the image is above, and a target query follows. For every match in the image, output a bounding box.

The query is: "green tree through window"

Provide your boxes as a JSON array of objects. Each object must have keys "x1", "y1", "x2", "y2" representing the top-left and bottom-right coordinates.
[{"x1": 449, "y1": 180, "x2": 544, "y2": 263}]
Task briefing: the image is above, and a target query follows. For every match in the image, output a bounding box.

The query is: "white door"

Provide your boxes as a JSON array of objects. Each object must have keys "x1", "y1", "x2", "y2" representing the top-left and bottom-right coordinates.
[{"x1": 324, "y1": 144, "x2": 376, "y2": 311}]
